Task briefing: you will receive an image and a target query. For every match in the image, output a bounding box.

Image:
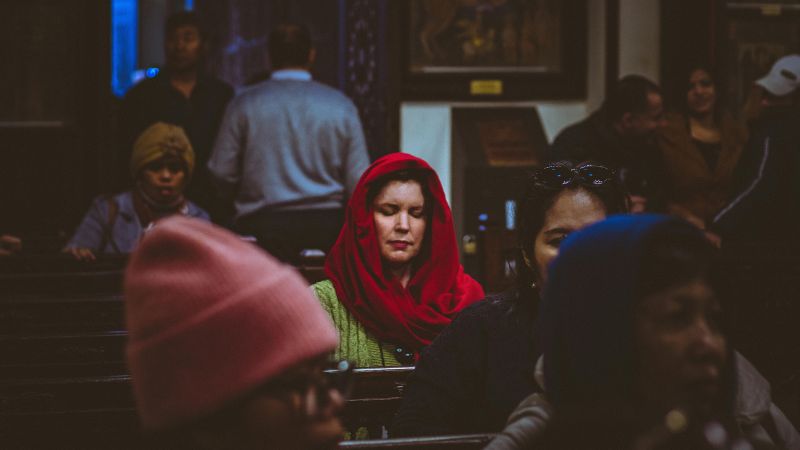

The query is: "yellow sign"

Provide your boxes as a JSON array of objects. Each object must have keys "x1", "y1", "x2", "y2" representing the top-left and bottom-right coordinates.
[
  {"x1": 761, "y1": 4, "x2": 782, "y2": 16},
  {"x1": 470, "y1": 80, "x2": 503, "y2": 95}
]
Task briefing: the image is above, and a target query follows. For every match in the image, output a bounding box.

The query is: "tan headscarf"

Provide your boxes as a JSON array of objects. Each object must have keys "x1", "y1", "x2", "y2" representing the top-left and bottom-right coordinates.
[{"x1": 130, "y1": 122, "x2": 195, "y2": 180}]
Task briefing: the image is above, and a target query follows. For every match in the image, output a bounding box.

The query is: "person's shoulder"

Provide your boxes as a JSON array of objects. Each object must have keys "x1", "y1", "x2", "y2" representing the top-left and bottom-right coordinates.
[
  {"x1": 82, "y1": 192, "x2": 129, "y2": 223},
  {"x1": 91, "y1": 191, "x2": 129, "y2": 207},
  {"x1": 186, "y1": 202, "x2": 210, "y2": 220},
  {"x1": 201, "y1": 74, "x2": 233, "y2": 92},
  {"x1": 445, "y1": 291, "x2": 515, "y2": 330},
  {"x1": 551, "y1": 116, "x2": 594, "y2": 150},
  {"x1": 311, "y1": 279, "x2": 339, "y2": 305},
  {"x1": 310, "y1": 279, "x2": 340, "y2": 316},
  {"x1": 311, "y1": 279, "x2": 336, "y2": 296},
  {"x1": 304, "y1": 81, "x2": 355, "y2": 104},
  {"x1": 123, "y1": 76, "x2": 164, "y2": 99},
  {"x1": 550, "y1": 112, "x2": 617, "y2": 160}
]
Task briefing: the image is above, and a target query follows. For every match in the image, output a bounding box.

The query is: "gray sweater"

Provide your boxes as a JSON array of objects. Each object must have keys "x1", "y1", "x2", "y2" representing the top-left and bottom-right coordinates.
[{"x1": 208, "y1": 77, "x2": 369, "y2": 220}]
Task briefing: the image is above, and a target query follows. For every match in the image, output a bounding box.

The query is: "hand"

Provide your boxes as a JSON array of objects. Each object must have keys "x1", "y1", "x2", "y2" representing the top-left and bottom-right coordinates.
[
  {"x1": 63, "y1": 247, "x2": 96, "y2": 261},
  {"x1": 0, "y1": 234, "x2": 22, "y2": 256}
]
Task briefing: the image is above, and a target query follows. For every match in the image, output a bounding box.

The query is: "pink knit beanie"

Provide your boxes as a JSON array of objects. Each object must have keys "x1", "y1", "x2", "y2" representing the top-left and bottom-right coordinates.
[{"x1": 124, "y1": 216, "x2": 338, "y2": 431}]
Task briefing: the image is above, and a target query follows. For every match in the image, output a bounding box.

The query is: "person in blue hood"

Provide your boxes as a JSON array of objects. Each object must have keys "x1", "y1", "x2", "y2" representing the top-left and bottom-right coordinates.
[
  {"x1": 487, "y1": 214, "x2": 799, "y2": 449},
  {"x1": 391, "y1": 161, "x2": 628, "y2": 437}
]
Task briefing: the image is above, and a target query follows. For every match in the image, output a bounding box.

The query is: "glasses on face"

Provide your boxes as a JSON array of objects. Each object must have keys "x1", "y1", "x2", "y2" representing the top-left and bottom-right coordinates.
[
  {"x1": 259, "y1": 360, "x2": 354, "y2": 419},
  {"x1": 533, "y1": 163, "x2": 616, "y2": 189}
]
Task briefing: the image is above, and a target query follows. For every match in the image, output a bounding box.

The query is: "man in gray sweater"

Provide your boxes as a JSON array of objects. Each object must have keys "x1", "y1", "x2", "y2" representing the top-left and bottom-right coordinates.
[{"x1": 208, "y1": 23, "x2": 369, "y2": 262}]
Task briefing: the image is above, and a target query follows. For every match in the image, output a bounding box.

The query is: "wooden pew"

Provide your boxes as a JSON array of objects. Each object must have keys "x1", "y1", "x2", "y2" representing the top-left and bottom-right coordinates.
[
  {"x1": 0, "y1": 256, "x2": 126, "y2": 297},
  {"x1": 342, "y1": 367, "x2": 412, "y2": 435},
  {"x1": 0, "y1": 331, "x2": 127, "y2": 379},
  {"x1": 0, "y1": 367, "x2": 414, "y2": 448},
  {"x1": 338, "y1": 434, "x2": 495, "y2": 449}
]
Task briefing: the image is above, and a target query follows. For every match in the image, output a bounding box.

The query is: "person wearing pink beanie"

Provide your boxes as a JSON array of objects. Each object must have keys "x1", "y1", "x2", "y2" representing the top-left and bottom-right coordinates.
[{"x1": 125, "y1": 216, "x2": 345, "y2": 449}]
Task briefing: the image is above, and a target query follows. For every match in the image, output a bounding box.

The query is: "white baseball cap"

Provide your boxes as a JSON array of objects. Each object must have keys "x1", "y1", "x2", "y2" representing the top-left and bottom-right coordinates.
[{"x1": 756, "y1": 54, "x2": 800, "y2": 97}]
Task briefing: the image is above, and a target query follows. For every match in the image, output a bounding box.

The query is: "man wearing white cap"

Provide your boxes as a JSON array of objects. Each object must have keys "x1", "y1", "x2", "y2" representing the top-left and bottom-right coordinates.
[
  {"x1": 756, "y1": 54, "x2": 800, "y2": 98},
  {"x1": 713, "y1": 54, "x2": 800, "y2": 240}
]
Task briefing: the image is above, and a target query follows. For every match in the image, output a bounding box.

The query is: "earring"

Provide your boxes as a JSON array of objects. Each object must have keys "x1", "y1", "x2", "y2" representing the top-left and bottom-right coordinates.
[{"x1": 530, "y1": 280, "x2": 537, "y2": 289}]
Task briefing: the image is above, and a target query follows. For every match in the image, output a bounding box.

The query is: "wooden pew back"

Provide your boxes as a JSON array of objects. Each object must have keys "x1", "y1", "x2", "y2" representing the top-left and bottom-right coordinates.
[{"x1": 338, "y1": 434, "x2": 495, "y2": 449}]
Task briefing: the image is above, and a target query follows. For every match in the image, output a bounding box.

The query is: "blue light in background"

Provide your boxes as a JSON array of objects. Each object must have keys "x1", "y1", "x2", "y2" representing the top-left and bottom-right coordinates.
[
  {"x1": 146, "y1": 67, "x2": 160, "y2": 78},
  {"x1": 111, "y1": 0, "x2": 138, "y2": 97},
  {"x1": 184, "y1": 0, "x2": 194, "y2": 10}
]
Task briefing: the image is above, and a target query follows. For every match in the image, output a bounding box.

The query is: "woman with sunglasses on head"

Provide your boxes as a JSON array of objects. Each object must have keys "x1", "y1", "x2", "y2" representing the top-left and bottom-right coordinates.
[
  {"x1": 656, "y1": 65, "x2": 747, "y2": 237},
  {"x1": 391, "y1": 160, "x2": 628, "y2": 437},
  {"x1": 313, "y1": 153, "x2": 485, "y2": 368},
  {"x1": 64, "y1": 122, "x2": 209, "y2": 261}
]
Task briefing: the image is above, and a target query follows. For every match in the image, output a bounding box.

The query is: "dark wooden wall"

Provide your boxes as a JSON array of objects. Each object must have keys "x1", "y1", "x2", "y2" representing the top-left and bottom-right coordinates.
[
  {"x1": 660, "y1": 0, "x2": 718, "y2": 110},
  {"x1": 0, "y1": 1, "x2": 111, "y2": 240}
]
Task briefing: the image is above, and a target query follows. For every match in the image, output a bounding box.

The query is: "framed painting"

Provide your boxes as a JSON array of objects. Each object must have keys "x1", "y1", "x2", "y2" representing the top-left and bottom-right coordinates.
[{"x1": 395, "y1": 0, "x2": 587, "y2": 100}]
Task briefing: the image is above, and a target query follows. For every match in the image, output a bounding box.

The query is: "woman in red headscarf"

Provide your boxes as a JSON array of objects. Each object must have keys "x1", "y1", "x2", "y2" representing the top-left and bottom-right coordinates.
[{"x1": 312, "y1": 153, "x2": 485, "y2": 368}]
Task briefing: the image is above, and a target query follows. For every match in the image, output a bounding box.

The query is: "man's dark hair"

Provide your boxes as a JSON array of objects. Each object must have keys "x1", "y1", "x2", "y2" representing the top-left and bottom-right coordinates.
[
  {"x1": 603, "y1": 75, "x2": 661, "y2": 121},
  {"x1": 268, "y1": 23, "x2": 313, "y2": 69},
  {"x1": 165, "y1": 10, "x2": 204, "y2": 40}
]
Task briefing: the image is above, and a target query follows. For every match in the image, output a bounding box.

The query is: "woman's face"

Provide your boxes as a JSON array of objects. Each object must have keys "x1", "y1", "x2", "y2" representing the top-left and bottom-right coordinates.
[
  {"x1": 635, "y1": 278, "x2": 727, "y2": 417},
  {"x1": 231, "y1": 356, "x2": 345, "y2": 450},
  {"x1": 687, "y1": 69, "x2": 716, "y2": 116},
  {"x1": 532, "y1": 188, "x2": 607, "y2": 285},
  {"x1": 139, "y1": 155, "x2": 187, "y2": 204},
  {"x1": 372, "y1": 180, "x2": 427, "y2": 270}
]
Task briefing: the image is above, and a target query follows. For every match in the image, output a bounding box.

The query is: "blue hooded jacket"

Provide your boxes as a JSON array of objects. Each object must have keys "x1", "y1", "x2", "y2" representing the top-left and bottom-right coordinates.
[{"x1": 539, "y1": 214, "x2": 706, "y2": 410}]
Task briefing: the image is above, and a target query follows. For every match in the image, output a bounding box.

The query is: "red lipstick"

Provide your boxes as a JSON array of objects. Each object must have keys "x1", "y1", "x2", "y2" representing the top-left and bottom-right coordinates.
[{"x1": 389, "y1": 241, "x2": 410, "y2": 250}]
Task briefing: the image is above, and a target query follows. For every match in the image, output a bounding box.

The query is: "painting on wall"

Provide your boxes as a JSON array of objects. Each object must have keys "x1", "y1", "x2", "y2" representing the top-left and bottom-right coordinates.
[
  {"x1": 396, "y1": 0, "x2": 587, "y2": 100},
  {"x1": 408, "y1": 0, "x2": 562, "y2": 73}
]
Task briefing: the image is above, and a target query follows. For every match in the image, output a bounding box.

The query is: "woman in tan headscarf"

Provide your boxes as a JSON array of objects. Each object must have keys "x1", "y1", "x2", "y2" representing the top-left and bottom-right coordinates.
[{"x1": 64, "y1": 122, "x2": 209, "y2": 260}]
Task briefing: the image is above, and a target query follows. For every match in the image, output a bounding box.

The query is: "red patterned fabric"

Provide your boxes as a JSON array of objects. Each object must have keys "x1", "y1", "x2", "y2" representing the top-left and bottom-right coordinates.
[{"x1": 325, "y1": 153, "x2": 485, "y2": 350}]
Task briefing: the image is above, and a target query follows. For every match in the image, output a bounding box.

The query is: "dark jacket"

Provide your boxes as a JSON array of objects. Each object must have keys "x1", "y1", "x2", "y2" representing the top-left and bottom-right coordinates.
[
  {"x1": 117, "y1": 72, "x2": 234, "y2": 218},
  {"x1": 712, "y1": 107, "x2": 800, "y2": 240},
  {"x1": 390, "y1": 290, "x2": 539, "y2": 437},
  {"x1": 548, "y1": 110, "x2": 667, "y2": 211}
]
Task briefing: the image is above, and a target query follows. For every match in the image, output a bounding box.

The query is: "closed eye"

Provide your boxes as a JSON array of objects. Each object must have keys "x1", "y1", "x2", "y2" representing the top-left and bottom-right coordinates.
[{"x1": 377, "y1": 205, "x2": 399, "y2": 215}]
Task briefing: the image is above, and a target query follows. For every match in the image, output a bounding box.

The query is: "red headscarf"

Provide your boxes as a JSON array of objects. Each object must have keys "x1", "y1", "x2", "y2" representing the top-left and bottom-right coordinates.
[{"x1": 325, "y1": 153, "x2": 485, "y2": 350}]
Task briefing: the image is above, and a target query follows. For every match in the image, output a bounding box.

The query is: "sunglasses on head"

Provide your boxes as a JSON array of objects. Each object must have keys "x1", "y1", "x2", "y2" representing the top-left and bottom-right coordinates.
[{"x1": 533, "y1": 163, "x2": 616, "y2": 188}]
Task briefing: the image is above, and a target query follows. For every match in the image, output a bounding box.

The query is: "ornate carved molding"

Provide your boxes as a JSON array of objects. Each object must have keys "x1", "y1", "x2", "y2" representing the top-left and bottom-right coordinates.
[{"x1": 345, "y1": 0, "x2": 386, "y2": 157}]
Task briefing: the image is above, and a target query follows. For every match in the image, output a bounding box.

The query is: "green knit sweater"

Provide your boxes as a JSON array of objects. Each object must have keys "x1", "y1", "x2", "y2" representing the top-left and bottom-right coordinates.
[{"x1": 311, "y1": 280, "x2": 402, "y2": 368}]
